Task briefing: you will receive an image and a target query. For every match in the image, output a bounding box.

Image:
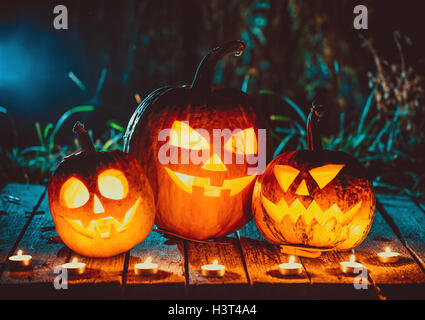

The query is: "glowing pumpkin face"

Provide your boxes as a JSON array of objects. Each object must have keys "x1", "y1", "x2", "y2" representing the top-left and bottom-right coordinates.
[
  {"x1": 252, "y1": 106, "x2": 375, "y2": 253},
  {"x1": 150, "y1": 108, "x2": 260, "y2": 241},
  {"x1": 48, "y1": 124, "x2": 155, "y2": 257},
  {"x1": 164, "y1": 120, "x2": 258, "y2": 197},
  {"x1": 124, "y1": 41, "x2": 268, "y2": 240}
]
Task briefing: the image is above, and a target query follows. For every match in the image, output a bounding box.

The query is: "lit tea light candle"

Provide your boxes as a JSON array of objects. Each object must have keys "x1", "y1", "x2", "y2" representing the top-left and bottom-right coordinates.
[
  {"x1": 278, "y1": 256, "x2": 302, "y2": 276},
  {"x1": 8, "y1": 250, "x2": 32, "y2": 270},
  {"x1": 134, "y1": 257, "x2": 159, "y2": 276},
  {"x1": 340, "y1": 254, "x2": 365, "y2": 275},
  {"x1": 61, "y1": 258, "x2": 86, "y2": 275},
  {"x1": 377, "y1": 247, "x2": 400, "y2": 264},
  {"x1": 201, "y1": 259, "x2": 226, "y2": 277}
]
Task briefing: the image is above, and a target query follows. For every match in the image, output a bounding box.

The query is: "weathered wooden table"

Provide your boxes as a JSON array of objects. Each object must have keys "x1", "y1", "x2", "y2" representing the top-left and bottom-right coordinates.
[{"x1": 0, "y1": 183, "x2": 424, "y2": 299}]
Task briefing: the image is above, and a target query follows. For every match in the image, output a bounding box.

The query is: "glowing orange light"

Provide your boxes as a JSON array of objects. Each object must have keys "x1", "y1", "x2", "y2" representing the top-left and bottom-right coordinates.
[
  {"x1": 295, "y1": 179, "x2": 309, "y2": 196},
  {"x1": 261, "y1": 195, "x2": 364, "y2": 247},
  {"x1": 273, "y1": 165, "x2": 300, "y2": 192},
  {"x1": 224, "y1": 128, "x2": 257, "y2": 155},
  {"x1": 309, "y1": 164, "x2": 345, "y2": 189},
  {"x1": 98, "y1": 169, "x2": 128, "y2": 200},
  {"x1": 64, "y1": 198, "x2": 140, "y2": 239},
  {"x1": 61, "y1": 177, "x2": 90, "y2": 208},
  {"x1": 202, "y1": 154, "x2": 227, "y2": 172},
  {"x1": 165, "y1": 168, "x2": 255, "y2": 197},
  {"x1": 93, "y1": 195, "x2": 104, "y2": 214},
  {"x1": 169, "y1": 121, "x2": 210, "y2": 150}
]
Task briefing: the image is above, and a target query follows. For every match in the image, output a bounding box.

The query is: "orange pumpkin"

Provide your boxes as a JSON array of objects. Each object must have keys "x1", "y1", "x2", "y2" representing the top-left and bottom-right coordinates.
[
  {"x1": 48, "y1": 122, "x2": 155, "y2": 257},
  {"x1": 253, "y1": 105, "x2": 375, "y2": 254},
  {"x1": 124, "y1": 41, "x2": 265, "y2": 240}
]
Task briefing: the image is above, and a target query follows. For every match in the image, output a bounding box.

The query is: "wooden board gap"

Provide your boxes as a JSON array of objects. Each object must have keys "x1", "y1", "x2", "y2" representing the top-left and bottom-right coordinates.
[{"x1": 376, "y1": 198, "x2": 425, "y2": 275}]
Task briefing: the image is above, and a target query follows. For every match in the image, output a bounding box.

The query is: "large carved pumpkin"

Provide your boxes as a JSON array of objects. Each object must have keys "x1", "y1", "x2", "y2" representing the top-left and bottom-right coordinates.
[
  {"x1": 124, "y1": 41, "x2": 265, "y2": 240},
  {"x1": 48, "y1": 122, "x2": 155, "y2": 257},
  {"x1": 253, "y1": 105, "x2": 375, "y2": 254}
]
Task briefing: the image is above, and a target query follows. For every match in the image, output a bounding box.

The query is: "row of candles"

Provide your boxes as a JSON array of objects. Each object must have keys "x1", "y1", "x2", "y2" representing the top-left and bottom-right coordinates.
[{"x1": 8, "y1": 247, "x2": 400, "y2": 277}]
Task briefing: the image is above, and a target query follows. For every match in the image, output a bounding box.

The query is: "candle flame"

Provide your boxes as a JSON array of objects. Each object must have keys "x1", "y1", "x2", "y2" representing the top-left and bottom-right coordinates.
[
  {"x1": 72, "y1": 258, "x2": 78, "y2": 263},
  {"x1": 288, "y1": 256, "x2": 295, "y2": 264},
  {"x1": 349, "y1": 254, "x2": 355, "y2": 263},
  {"x1": 212, "y1": 259, "x2": 218, "y2": 265},
  {"x1": 144, "y1": 257, "x2": 152, "y2": 264},
  {"x1": 385, "y1": 247, "x2": 391, "y2": 253},
  {"x1": 17, "y1": 250, "x2": 22, "y2": 256}
]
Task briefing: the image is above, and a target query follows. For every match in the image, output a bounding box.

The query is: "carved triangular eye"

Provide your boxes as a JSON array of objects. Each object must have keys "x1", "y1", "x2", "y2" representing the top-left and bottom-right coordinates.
[
  {"x1": 223, "y1": 128, "x2": 258, "y2": 154},
  {"x1": 169, "y1": 121, "x2": 210, "y2": 150},
  {"x1": 273, "y1": 165, "x2": 300, "y2": 192},
  {"x1": 309, "y1": 164, "x2": 345, "y2": 189}
]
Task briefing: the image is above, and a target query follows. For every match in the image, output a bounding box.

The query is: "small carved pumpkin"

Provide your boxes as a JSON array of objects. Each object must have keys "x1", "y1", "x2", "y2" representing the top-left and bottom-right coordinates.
[
  {"x1": 48, "y1": 122, "x2": 155, "y2": 257},
  {"x1": 124, "y1": 41, "x2": 265, "y2": 240},
  {"x1": 253, "y1": 105, "x2": 375, "y2": 254}
]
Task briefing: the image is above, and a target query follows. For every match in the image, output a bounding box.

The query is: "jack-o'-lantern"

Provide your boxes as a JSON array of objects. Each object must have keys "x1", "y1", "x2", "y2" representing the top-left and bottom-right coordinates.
[
  {"x1": 253, "y1": 105, "x2": 375, "y2": 254},
  {"x1": 48, "y1": 122, "x2": 155, "y2": 257},
  {"x1": 124, "y1": 41, "x2": 266, "y2": 240}
]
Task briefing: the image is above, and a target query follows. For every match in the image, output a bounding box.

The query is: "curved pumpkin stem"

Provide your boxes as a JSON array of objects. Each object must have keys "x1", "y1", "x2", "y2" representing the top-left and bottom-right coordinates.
[
  {"x1": 73, "y1": 121, "x2": 96, "y2": 153},
  {"x1": 306, "y1": 103, "x2": 324, "y2": 151},
  {"x1": 191, "y1": 40, "x2": 246, "y2": 92}
]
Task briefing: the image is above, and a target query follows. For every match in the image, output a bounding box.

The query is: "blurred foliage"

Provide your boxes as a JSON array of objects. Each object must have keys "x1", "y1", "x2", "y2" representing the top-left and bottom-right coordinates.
[
  {"x1": 1, "y1": 105, "x2": 125, "y2": 184},
  {"x1": 266, "y1": 32, "x2": 425, "y2": 197},
  {"x1": 0, "y1": 68, "x2": 125, "y2": 184},
  {"x1": 0, "y1": 0, "x2": 424, "y2": 197}
]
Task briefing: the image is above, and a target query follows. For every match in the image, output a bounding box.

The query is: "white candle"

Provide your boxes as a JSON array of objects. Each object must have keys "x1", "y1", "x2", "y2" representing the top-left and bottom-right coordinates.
[
  {"x1": 61, "y1": 258, "x2": 86, "y2": 275},
  {"x1": 134, "y1": 257, "x2": 159, "y2": 276},
  {"x1": 377, "y1": 247, "x2": 400, "y2": 264},
  {"x1": 8, "y1": 250, "x2": 32, "y2": 270},
  {"x1": 201, "y1": 259, "x2": 226, "y2": 277},
  {"x1": 340, "y1": 254, "x2": 365, "y2": 274},
  {"x1": 278, "y1": 256, "x2": 302, "y2": 276}
]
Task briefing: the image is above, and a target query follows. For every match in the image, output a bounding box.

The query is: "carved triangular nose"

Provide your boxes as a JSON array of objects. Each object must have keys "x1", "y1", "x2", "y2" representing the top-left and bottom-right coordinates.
[
  {"x1": 295, "y1": 179, "x2": 310, "y2": 196},
  {"x1": 94, "y1": 195, "x2": 105, "y2": 214},
  {"x1": 202, "y1": 154, "x2": 227, "y2": 172}
]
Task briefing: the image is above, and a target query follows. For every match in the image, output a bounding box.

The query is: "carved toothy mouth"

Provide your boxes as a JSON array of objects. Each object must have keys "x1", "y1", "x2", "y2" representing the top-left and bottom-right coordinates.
[
  {"x1": 261, "y1": 196, "x2": 362, "y2": 226},
  {"x1": 165, "y1": 167, "x2": 256, "y2": 197},
  {"x1": 62, "y1": 198, "x2": 141, "y2": 239},
  {"x1": 261, "y1": 196, "x2": 365, "y2": 247}
]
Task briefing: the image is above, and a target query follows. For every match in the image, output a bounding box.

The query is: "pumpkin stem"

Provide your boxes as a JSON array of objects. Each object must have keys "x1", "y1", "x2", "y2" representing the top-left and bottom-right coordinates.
[
  {"x1": 73, "y1": 121, "x2": 96, "y2": 153},
  {"x1": 306, "y1": 103, "x2": 324, "y2": 151},
  {"x1": 191, "y1": 40, "x2": 246, "y2": 92}
]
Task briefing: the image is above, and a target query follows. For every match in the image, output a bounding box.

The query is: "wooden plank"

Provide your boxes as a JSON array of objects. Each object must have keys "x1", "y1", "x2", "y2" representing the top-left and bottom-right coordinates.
[
  {"x1": 377, "y1": 194, "x2": 425, "y2": 270},
  {"x1": 185, "y1": 235, "x2": 249, "y2": 299},
  {"x1": 125, "y1": 230, "x2": 186, "y2": 299},
  {"x1": 0, "y1": 190, "x2": 73, "y2": 299},
  {"x1": 1, "y1": 186, "x2": 423, "y2": 299},
  {"x1": 237, "y1": 221, "x2": 310, "y2": 299},
  {"x1": 66, "y1": 252, "x2": 127, "y2": 298},
  {"x1": 299, "y1": 250, "x2": 378, "y2": 299},
  {"x1": 0, "y1": 184, "x2": 45, "y2": 271},
  {"x1": 352, "y1": 208, "x2": 425, "y2": 299},
  {"x1": 0, "y1": 185, "x2": 126, "y2": 299},
  {"x1": 291, "y1": 208, "x2": 389, "y2": 300}
]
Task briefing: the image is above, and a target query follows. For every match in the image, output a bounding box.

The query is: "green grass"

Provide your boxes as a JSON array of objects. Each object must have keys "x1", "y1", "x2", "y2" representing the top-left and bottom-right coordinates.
[
  {"x1": 263, "y1": 88, "x2": 424, "y2": 197},
  {"x1": 4, "y1": 106, "x2": 125, "y2": 184}
]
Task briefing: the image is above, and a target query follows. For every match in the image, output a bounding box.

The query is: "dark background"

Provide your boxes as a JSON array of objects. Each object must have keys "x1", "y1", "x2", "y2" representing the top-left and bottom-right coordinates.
[{"x1": 0, "y1": 0, "x2": 423, "y2": 147}]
